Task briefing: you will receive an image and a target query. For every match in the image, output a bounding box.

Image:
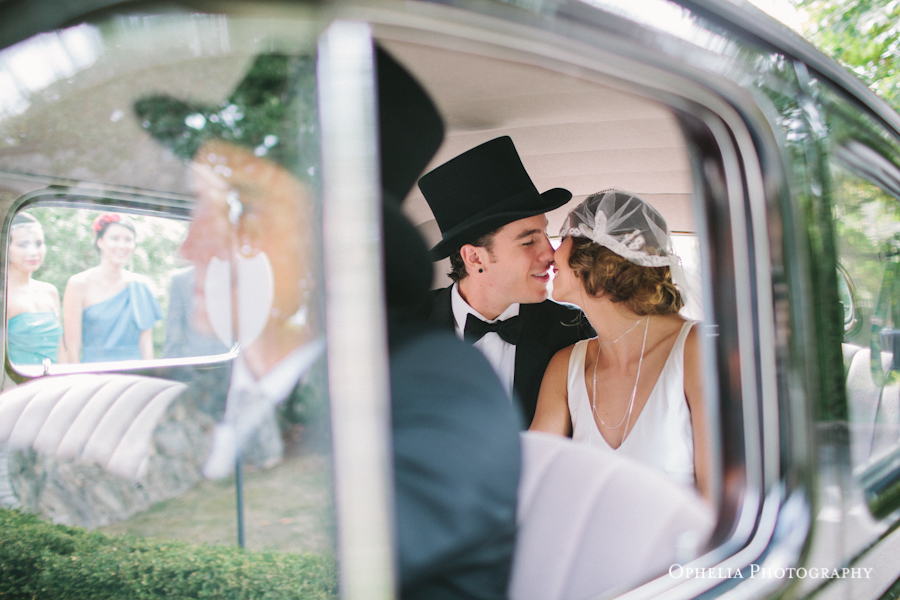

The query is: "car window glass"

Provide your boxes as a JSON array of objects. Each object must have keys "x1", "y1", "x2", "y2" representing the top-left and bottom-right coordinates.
[
  {"x1": 5, "y1": 205, "x2": 210, "y2": 374},
  {"x1": 832, "y1": 162, "x2": 900, "y2": 469},
  {"x1": 830, "y1": 154, "x2": 900, "y2": 557},
  {"x1": 0, "y1": 14, "x2": 337, "y2": 596}
]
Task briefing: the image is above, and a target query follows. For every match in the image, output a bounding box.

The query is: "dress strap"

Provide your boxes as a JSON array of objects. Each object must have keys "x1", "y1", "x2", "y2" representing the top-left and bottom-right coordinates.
[{"x1": 669, "y1": 319, "x2": 695, "y2": 350}]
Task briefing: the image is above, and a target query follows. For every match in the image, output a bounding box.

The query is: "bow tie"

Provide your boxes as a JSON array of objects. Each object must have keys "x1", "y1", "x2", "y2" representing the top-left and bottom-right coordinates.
[{"x1": 464, "y1": 313, "x2": 522, "y2": 345}]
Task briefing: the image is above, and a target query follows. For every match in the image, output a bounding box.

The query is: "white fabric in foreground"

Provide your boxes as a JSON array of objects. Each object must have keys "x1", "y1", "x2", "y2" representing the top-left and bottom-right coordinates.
[{"x1": 509, "y1": 431, "x2": 714, "y2": 600}]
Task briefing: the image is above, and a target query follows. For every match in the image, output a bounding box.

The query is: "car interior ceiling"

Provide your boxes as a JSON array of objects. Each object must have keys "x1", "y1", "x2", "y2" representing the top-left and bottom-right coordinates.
[{"x1": 378, "y1": 39, "x2": 695, "y2": 253}]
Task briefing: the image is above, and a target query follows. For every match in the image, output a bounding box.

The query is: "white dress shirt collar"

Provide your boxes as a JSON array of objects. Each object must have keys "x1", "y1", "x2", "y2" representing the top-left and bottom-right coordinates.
[
  {"x1": 450, "y1": 283, "x2": 520, "y2": 334},
  {"x1": 450, "y1": 283, "x2": 518, "y2": 398}
]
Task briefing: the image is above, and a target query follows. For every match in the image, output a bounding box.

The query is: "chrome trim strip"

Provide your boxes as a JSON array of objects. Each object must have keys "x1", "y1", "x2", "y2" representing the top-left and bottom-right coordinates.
[{"x1": 318, "y1": 20, "x2": 396, "y2": 600}]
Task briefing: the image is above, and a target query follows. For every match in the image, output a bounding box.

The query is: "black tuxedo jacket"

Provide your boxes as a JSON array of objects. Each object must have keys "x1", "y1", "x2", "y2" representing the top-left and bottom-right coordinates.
[{"x1": 428, "y1": 286, "x2": 593, "y2": 427}]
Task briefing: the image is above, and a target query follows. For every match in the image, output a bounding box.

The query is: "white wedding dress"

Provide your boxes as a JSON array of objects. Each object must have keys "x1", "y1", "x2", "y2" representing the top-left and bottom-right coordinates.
[{"x1": 567, "y1": 320, "x2": 697, "y2": 487}]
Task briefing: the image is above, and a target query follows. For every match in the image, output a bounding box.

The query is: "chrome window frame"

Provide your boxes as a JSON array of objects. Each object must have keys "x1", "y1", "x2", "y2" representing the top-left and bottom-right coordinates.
[
  {"x1": 351, "y1": 1, "x2": 805, "y2": 597},
  {"x1": 318, "y1": 21, "x2": 396, "y2": 600}
]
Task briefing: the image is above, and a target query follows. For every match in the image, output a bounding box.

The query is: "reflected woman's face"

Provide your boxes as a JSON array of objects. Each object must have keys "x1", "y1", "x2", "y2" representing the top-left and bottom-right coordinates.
[
  {"x1": 184, "y1": 139, "x2": 312, "y2": 321},
  {"x1": 97, "y1": 223, "x2": 136, "y2": 266},
  {"x1": 8, "y1": 225, "x2": 46, "y2": 275}
]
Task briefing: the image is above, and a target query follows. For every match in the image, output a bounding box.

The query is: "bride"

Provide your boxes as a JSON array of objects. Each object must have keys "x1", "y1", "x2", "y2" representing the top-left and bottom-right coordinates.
[{"x1": 530, "y1": 190, "x2": 710, "y2": 500}]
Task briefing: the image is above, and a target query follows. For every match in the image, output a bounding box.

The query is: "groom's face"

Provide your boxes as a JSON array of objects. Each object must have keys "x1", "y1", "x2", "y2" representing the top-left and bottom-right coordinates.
[{"x1": 478, "y1": 214, "x2": 555, "y2": 307}]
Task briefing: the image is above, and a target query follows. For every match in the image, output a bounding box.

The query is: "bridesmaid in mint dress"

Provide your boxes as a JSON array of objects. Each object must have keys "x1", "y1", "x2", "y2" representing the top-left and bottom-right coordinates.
[
  {"x1": 62, "y1": 214, "x2": 162, "y2": 363},
  {"x1": 6, "y1": 212, "x2": 64, "y2": 366}
]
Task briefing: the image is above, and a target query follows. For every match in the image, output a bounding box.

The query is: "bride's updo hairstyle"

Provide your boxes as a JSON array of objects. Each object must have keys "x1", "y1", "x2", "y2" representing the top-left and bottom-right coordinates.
[
  {"x1": 559, "y1": 190, "x2": 684, "y2": 316},
  {"x1": 567, "y1": 239, "x2": 682, "y2": 315}
]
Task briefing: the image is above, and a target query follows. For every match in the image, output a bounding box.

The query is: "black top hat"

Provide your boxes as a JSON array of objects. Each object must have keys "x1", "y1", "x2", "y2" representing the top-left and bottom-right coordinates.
[
  {"x1": 418, "y1": 136, "x2": 571, "y2": 260},
  {"x1": 375, "y1": 46, "x2": 444, "y2": 312}
]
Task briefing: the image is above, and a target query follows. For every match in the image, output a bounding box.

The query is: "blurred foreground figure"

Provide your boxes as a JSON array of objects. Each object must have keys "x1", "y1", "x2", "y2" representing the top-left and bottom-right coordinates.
[
  {"x1": 376, "y1": 47, "x2": 521, "y2": 599},
  {"x1": 137, "y1": 54, "x2": 324, "y2": 475},
  {"x1": 137, "y1": 47, "x2": 522, "y2": 598}
]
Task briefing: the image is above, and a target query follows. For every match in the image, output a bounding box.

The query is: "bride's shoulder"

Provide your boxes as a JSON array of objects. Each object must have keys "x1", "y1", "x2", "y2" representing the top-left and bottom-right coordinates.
[{"x1": 550, "y1": 342, "x2": 580, "y2": 369}]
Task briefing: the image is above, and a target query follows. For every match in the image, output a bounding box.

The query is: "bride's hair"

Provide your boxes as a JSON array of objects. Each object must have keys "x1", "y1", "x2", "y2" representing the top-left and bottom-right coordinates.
[{"x1": 568, "y1": 237, "x2": 682, "y2": 315}]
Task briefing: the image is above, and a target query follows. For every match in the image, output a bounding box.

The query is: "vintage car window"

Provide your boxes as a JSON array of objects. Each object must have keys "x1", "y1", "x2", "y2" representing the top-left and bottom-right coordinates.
[
  {"x1": 0, "y1": 2, "x2": 792, "y2": 597},
  {"x1": 0, "y1": 12, "x2": 339, "y2": 596},
  {"x1": 375, "y1": 32, "x2": 752, "y2": 596},
  {"x1": 831, "y1": 155, "x2": 900, "y2": 468},
  {"x1": 829, "y1": 148, "x2": 900, "y2": 553},
  {"x1": 4, "y1": 203, "x2": 222, "y2": 375}
]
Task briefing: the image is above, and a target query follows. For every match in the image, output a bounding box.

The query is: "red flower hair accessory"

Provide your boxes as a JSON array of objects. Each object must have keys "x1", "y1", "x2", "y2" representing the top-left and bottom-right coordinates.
[{"x1": 93, "y1": 213, "x2": 121, "y2": 235}]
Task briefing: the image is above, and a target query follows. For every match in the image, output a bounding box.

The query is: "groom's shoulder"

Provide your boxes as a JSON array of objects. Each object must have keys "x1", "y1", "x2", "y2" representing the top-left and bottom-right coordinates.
[
  {"x1": 524, "y1": 298, "x2": 583, "y2": 319},
  {"x1": 425, "y1": 285, "x2": 454, "y2": 327},
  {"x1": 522, "y1": 299, "x2": 593, "y2": 339},
  {"x1": 429, "y1": 285, "x2": 452, "y2": 301},
  {"x1": 427, "y1": 285, "x2": 453, "y2": 311}
]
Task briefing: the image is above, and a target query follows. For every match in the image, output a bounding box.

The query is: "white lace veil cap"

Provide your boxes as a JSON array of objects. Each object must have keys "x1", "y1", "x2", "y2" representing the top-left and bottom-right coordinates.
[{"x1": 559, "y1": 189, "x2": 692, "y2": 311}]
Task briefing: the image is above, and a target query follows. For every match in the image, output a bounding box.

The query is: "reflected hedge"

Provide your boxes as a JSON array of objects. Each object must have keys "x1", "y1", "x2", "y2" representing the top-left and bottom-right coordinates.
[{"x1": 0, "y1": 508, "x2": 338, "y2": 600}]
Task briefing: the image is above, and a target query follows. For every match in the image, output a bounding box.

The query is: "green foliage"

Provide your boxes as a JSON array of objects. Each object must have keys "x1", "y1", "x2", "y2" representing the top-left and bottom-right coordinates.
[
  {"x1": 795, "y1": 0, "x2": 900, "y2": 109},
  {"x1": 831, "y1": 164, "x2": 900, "y2": 362},
  {"x1": 0, "y1": 508, "x2": 338, "y2": 600}
]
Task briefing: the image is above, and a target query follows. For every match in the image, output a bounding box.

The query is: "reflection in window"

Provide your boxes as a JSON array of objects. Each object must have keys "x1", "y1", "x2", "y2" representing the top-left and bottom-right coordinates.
[
  {"x1": 832, "y1": 164, "x2": 900, "y2": 471},
  {"x1": 0, "y1": 41, "x2": 333, "y2": 598},
  {"x1": 6, "y1": 207, "x2": 191, "y2": 370},
  {"x1": 6, "y1": 211, "x2": 62, "y2": 366}
]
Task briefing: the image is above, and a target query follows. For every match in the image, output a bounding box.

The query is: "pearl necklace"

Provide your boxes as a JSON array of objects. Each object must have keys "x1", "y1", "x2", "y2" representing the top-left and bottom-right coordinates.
[{"x1": 591, "y1": 316, "x2": 649, "y2": 435}]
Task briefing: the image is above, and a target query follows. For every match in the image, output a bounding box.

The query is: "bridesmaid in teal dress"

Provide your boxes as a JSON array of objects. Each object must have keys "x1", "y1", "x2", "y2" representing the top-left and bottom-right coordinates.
[
  {"x1": 62, "y1": 214, "x2": 162, "y2": 363},
  {"x1": 6, "y1": 212, "x2": 64, "y2": 366}
]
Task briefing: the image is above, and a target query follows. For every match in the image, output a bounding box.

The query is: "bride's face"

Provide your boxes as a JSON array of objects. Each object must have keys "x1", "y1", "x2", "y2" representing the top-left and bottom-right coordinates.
[
  {"x1": 550, "y1": 236, "x2": 579, "y2": 305},
  {"x1": 8, "y1": 225, "x2": 46, "y2": 275}
]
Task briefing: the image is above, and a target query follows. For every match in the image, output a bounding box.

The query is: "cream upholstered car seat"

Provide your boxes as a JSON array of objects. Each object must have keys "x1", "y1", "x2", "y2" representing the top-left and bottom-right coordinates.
[{"x1": 510, "y1": 431, "x2": 714, "y2": 600}]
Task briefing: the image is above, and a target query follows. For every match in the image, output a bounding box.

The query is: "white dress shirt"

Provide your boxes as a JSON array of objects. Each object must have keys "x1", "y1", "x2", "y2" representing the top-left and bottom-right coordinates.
[{"x1": 451, "y1": 283, "x2": 518, "y2": 398}]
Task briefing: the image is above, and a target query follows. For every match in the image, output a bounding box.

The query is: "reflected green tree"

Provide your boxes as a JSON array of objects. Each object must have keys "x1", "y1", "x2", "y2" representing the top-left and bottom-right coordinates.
[{"x1": 795, "y1": 0, "x2": 900, "y2": 109}]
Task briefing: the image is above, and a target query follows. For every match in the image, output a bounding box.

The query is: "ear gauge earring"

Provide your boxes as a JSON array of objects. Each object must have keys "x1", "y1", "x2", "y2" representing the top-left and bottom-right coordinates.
[{"x1": 478, "y1": 268, "x2": 483, "y2": 273}]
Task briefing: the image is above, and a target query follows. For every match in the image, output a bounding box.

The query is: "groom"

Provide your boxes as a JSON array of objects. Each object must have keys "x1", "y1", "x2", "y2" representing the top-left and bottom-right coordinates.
[{"x1": 418, "y1": 136, "x2": 594, "y2": 426}]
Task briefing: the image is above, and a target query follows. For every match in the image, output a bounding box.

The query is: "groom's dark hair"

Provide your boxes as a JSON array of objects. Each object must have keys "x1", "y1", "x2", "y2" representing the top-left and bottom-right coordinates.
[{"x1": 447, "y1": 230, "x2": 496, "y2": 283}]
